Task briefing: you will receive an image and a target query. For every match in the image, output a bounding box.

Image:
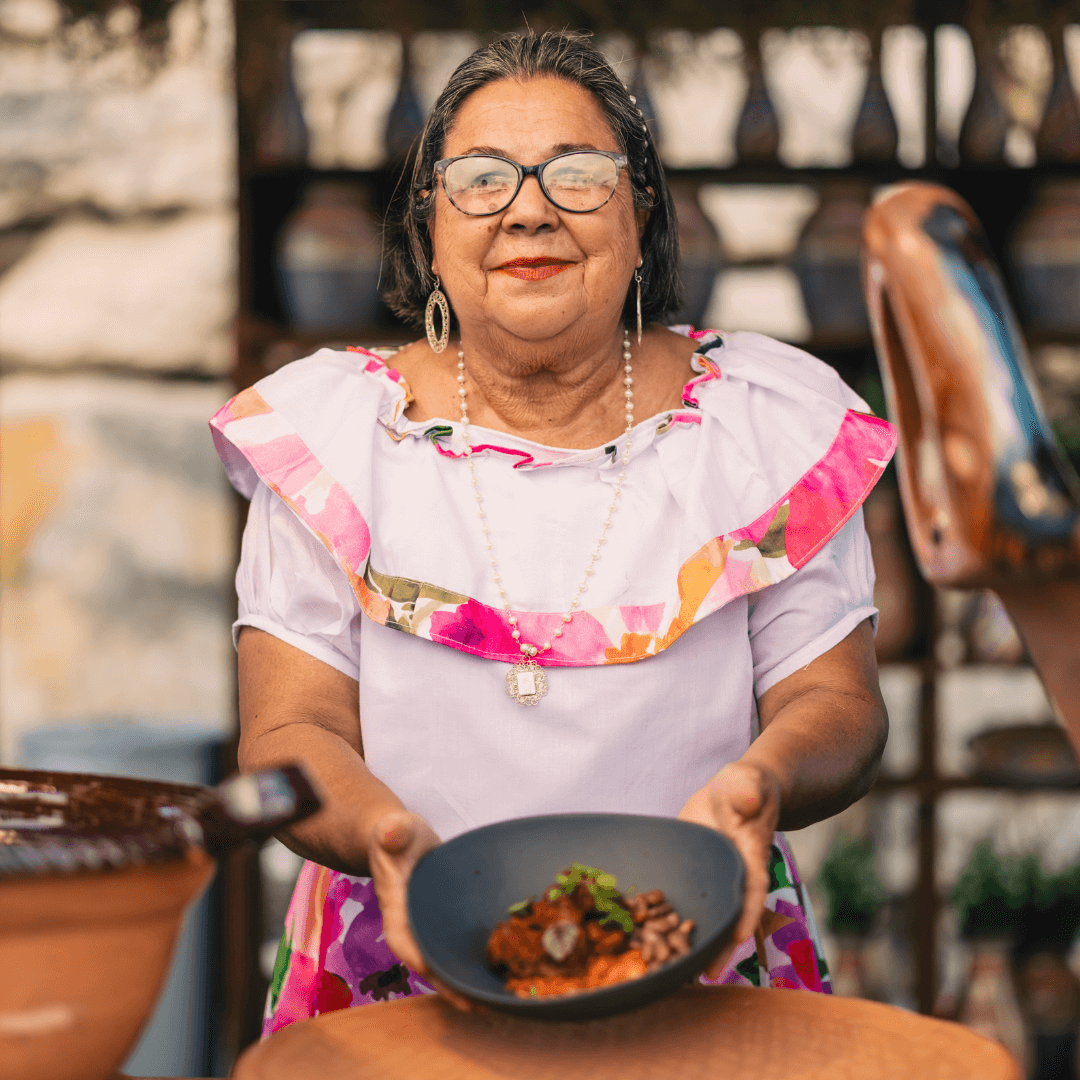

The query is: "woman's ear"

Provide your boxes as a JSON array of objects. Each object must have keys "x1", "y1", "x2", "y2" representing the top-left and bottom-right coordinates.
[{"x1": 636, "y1": 186, "x2": 655, "y2": 238}]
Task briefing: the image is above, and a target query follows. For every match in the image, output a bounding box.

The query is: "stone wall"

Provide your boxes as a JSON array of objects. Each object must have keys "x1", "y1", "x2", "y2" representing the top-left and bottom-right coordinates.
[{"x1": 0, "y1": 0, "x2": 237, "y2": 763}]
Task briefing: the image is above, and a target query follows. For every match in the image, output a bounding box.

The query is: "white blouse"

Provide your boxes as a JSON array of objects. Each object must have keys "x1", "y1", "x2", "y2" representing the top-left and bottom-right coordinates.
[{"x1": 215, "y1": 329, "x2": 895, "y2": 841}]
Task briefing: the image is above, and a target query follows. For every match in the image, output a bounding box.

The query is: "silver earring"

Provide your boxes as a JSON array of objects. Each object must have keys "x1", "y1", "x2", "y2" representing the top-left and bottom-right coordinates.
[
  {"x1": 425, "y1": 275, "x2": 450, "y2": 354},
  {"x1": 635, "y1": 270, "x2": 643, "y2": 345}
]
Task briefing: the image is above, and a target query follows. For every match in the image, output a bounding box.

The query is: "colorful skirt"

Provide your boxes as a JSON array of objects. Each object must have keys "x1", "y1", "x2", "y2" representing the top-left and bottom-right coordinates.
[{"x1": 263, "y1": 833, "x2": 831, "y2": 1036}]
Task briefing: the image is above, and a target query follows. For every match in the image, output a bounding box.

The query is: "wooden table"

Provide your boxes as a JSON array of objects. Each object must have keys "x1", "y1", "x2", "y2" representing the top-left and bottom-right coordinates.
[{"x1": 232, "y1": 987, "x2": 1021, "y2": 1080}]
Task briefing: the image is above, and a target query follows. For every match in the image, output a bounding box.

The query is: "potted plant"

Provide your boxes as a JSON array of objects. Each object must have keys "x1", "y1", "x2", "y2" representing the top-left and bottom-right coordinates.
[
  {"x1": 818, "y1": 833, "x2": 885, "y2": 997},
  {"x1": 952, "y1": 842, "x2": 1032, "y2": 1070}
]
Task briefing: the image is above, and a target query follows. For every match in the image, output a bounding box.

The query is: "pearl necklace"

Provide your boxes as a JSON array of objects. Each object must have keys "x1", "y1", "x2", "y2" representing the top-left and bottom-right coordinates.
[{"x1": 457, "y1": 331, "x2": 635, "y2": 705}]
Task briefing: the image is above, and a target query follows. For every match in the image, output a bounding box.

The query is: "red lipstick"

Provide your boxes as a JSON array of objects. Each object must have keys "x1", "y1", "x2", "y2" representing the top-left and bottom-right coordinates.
[{"x1": 496, "y1": 257, "x2": 574, "y2": 281}]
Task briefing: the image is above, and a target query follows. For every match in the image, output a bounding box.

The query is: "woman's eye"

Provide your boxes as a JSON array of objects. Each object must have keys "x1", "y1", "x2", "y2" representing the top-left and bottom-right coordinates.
[{"x1": 470, "y1": 173, "x2": 511, "y2": 190}]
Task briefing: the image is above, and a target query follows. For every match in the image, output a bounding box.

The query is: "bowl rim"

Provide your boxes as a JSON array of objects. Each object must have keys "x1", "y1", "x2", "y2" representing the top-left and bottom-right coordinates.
[{"x1": 406, "y1": 811, "x2": 745, "y2": 1016}]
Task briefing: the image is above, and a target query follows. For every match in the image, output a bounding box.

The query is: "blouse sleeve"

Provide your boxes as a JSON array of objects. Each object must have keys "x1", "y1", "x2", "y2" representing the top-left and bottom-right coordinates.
[
  {"x1": 234, "y1": 482, "x2": 363, "y2": 681},
  {"x1": 747, "y1": 508, "x2": 877, "y2": 699}
]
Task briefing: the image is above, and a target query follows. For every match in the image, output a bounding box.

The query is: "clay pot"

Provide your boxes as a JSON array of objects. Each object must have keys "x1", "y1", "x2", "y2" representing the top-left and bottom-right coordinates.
[
  {"x1": 1011, "y1": 180, "x2": 1080, "y2": 337},
  {"x1": 957, "y1": 938, "x2": 1028, "y2": 1073},
  {"x1": 863, "y1": 482, "x2": 920, "y2": 662},
  {"x1": 1015, "y1": 950, "x2": 1080, "y2": 1080},
  {"x1": 667, "y1": 180, "x2": 724, "y2": 328},
  {"x1": 735, "y1": 37, "x2": 779, "y2": 164},
  {"x1": 0, "y1": 850, "x2": 214, "y2": 1080},
  {"x1": 830, "y1": 935, "x2": 869, "y2": 998},
  {"x1": 792, "y1": 181, "x2": 872, "y2": 340},
  {"x1": 0, "y1": 767, "x2": 318, "y2": 1080},
  {"x1": 851, "y1": 31, "x2": 899, "y2": 164},
  {"x1": 968, "y1": 723, "x2": 1079, "y2": 786},
  {"x1": 959, "y1": 29, "x2": 1009, "y2": 166},
  {"x1": 1036, "y1": 22, "x2": 1080, "y2": 164},
  {"x1": 384, "y1": 37, "x2": 424, "y2": 166},
  {"x1": 276, "y1": 180, "x2": 384, "y2": 332}
]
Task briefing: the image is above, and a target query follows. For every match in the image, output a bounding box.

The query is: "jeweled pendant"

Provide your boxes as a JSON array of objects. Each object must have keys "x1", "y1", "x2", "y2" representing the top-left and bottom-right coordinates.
[{"x1": 506, "y1": 661, "x2": 548, "y2": 706}]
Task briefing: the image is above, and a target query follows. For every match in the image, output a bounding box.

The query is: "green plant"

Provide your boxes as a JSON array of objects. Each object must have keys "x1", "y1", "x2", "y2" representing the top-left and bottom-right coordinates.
[
  {"x1": 952, "y1": 841, "x2": 1036, "y2": 939},
  {"x1": 818, "y1": 833, "x2": 885, "y2": 937}
]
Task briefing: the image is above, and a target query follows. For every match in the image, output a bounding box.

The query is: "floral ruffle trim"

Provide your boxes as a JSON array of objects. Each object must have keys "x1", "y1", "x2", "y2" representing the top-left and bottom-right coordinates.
[{"x1": 208, "y1": 378, "x2": 896, "y2": 668}]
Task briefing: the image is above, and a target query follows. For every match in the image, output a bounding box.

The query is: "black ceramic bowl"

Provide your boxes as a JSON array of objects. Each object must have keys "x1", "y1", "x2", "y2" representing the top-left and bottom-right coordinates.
[{"x1": 407, "y1": 812, "x2": 745, "y2": 1020}]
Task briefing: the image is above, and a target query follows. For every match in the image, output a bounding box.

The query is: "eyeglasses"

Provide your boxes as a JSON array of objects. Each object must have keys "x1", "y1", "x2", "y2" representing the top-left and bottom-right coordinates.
[{"x1": 434, "y1": 151, "x2": 628, "y2": 216}]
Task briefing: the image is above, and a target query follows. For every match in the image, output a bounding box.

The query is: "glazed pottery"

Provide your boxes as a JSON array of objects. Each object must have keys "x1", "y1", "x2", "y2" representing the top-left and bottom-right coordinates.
[
  {"x1": 959, "y1": 22, "x2": 1009, "y2": 166},
  {"x1": 668, "y1": 180, "x2": 724, "y2": 328},
  {"x1": 851, "y1": 30, "x2": 899, "y2": 164},
  {"x1": 1011, "y1": 181, "x2": 1080, "y2": 337},
  {"x1": 0, "y1": 767, "x2": 318, "y2": 1080},
  {"x1": 734, "y1": 36, "x2": 779, "y2": 164},
  {"x1": 792, "y1": 181, "x2": 872, "y2": 340},
  {"x1": 1036, "y1": 20, "x2": 1080, "y2": 164},
  {"x1": 830, "y1": 935, "x2": 870, "y2": 999},
  {"x1": 957, "y1": 938, "x2": 1028, "y2": 1074},
  {"x1": 234, "y1": 984, "x2": 1022, "y2": 1080},
  {"x1": 1016, "y1": 950, "x2": 1080, "y2": 1080},
  {"x1": 862, "y1": 182, "x2": 1080, "y2": 750},
  {"x1": 251, "y1": 21, "x2": 308, "y2": 167},
  {"x1": 968, "y1": 723, "x2": 1079, "y2": 786},
  {"x1": 276, "y1": 180, "x2": 384, "y2": 332},
  {"x1": 383, "y1": 36, "x2": 424, "y2": 166},
  {"x1": 0, "y1": 848, "x2": 215, "y2": 1080}
]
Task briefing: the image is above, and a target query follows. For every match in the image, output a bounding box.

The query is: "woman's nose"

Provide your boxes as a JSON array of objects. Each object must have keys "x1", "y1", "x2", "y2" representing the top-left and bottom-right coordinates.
[{"x1": 501, "y1": 174, "x2": 559, "y2": 232}]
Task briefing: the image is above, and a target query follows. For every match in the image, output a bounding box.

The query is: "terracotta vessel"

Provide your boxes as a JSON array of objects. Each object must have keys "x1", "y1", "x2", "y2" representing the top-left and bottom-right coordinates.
[
  {"x1": 0, "y1": 766, "x2": 318, "y2": 1080},
  {"x1": 862, "y1": 182, "x2": 1080, "y2": 750},
  {"x1": 851, "y1": 28, "x2": 899, "y2": 164},
  {"x1": 235, "y1": 984, "x2": 1021, "y2": 1079},
  {"x1": 734, "y1": 36, "x2": 779, "y2": 164},
  {"x1": 383, "y1": 35, "x2": 423, "y2": 166},
  {"x1": 956, "y1": 938, "x2": 1028, "y2": 1074},
  {"x1": 959, "y1": 16, "x2": 1009, "y2": 166},
  {"x1": 276, "y1": 180, "x2": 384, "y2": 332},
  {"x1": 793, "y1": 181, "x2": 872, "y2": 340},
  {"x1": 668, "y1": 180, "x2": 724, "y2": 328},
  {"x1": 1036, "y1": 18, "x2": 1080, "y2": 164},
  {"x1": 1010, "y1": 180, "x2": 1080, "y2": 337}
]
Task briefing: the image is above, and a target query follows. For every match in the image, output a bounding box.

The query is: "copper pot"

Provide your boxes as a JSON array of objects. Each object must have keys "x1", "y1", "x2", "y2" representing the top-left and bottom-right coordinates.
[{"x1": 0, "y1": 767, "x2": 318, "y2": 1080}]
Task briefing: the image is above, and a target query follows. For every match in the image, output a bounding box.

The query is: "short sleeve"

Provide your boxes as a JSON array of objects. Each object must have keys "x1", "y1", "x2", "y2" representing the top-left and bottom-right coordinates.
[
  {"x1": 234, "y1": 482, "x2": 363, "y2": 681},
  {"x1": 747, "y1": 508, "x2": 877, "y2": 698}
]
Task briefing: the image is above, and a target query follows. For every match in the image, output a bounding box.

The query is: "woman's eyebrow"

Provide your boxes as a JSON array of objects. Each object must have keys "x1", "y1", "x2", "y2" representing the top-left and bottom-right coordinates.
[{"x1": 458, "y1": 142, "x2": 603, "y2": 158}]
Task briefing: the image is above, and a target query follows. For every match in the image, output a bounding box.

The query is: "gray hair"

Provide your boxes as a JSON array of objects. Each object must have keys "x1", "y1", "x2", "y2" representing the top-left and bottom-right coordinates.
[{"x1": 381, "y1": 29, "x2": 682, "y2": 330}]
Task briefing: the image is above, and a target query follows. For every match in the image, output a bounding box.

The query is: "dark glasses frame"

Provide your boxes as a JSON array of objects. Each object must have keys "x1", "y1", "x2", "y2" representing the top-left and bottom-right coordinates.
[{"x1": 433, "y1": 150, "x2": 629, "y2": 216}]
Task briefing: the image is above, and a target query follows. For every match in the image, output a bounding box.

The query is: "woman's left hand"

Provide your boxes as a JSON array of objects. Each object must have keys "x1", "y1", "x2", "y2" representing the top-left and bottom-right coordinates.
[{"x1": 677, "y1": 760, "x2": 782, "y2": 978}]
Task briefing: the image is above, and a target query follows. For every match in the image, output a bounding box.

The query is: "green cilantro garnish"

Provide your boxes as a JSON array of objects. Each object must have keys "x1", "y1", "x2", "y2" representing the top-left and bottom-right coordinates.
[
  {"x1": 506, "y1": 896, "x2": 535, "y2": 915},
  {"x1": 530, "y1": 985, "x2": 538, "y2": 996},
  {"x1": 550, "y1": 862, "x2": 633, "y2": 933}
]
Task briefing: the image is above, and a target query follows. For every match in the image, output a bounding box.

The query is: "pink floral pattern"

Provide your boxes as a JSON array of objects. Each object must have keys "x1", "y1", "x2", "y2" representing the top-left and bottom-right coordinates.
[{"x1": 209, "y1": 345, "x2": 896, "y2": 668}]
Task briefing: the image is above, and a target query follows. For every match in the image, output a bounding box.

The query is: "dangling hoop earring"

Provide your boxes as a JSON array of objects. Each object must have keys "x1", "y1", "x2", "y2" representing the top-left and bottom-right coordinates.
[
  {"x1": 634, "y1": 270, "x2": 643, "y2": 346},
  {"x1": 425, "y1": 276, "x2": 450, "y2": 354}
]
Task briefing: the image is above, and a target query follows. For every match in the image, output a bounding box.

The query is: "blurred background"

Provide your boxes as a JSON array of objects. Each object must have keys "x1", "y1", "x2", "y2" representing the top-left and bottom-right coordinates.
[{"x1": 3, "y1": 0, "x2": 1080, "y2": 1076}]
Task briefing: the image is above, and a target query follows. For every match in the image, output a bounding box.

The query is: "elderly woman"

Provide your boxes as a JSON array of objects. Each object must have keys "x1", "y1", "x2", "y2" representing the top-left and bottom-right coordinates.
[{"x1": 210, "y1": 30, "x2": 895, "y2": 1031}]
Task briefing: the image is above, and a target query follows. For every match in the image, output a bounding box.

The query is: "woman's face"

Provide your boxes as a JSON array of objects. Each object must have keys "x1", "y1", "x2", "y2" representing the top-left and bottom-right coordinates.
[{"x1": 430, "y1": 76, "x2": 646, "y2": 346}]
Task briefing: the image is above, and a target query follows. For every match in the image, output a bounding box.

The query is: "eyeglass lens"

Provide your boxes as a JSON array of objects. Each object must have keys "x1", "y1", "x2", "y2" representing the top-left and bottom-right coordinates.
[{"x1": 443, "y1": 153, "x2": 620, "y2": 215}]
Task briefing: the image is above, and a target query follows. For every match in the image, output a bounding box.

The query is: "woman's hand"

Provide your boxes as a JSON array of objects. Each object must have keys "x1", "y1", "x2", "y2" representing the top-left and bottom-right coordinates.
[
  {"x1": 365, "y1": 809, "x2": 481, "y2": 1012},
  {"x1": 677, "y1": 761, "x2": 781, "y2": 978}
]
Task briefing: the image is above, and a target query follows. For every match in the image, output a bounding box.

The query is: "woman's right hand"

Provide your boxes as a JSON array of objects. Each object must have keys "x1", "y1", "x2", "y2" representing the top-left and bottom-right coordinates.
[{"x1": 365, "y1": 808, "x2": 480, "y2": 1012}]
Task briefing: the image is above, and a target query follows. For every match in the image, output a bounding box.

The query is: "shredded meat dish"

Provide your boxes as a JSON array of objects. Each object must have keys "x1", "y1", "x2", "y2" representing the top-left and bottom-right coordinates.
[{"x1": 485, "y1": 863, "x2": 695, "y2": 998}]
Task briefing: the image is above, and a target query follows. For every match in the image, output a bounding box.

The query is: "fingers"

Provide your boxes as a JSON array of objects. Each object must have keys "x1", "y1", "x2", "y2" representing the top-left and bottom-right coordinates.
[
  {"x1": 375, "y1": 809, "x2": 416, "y2": 854},
  {"x1": 712, "y1": 762, "x2": 768, "y2": 821}
]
